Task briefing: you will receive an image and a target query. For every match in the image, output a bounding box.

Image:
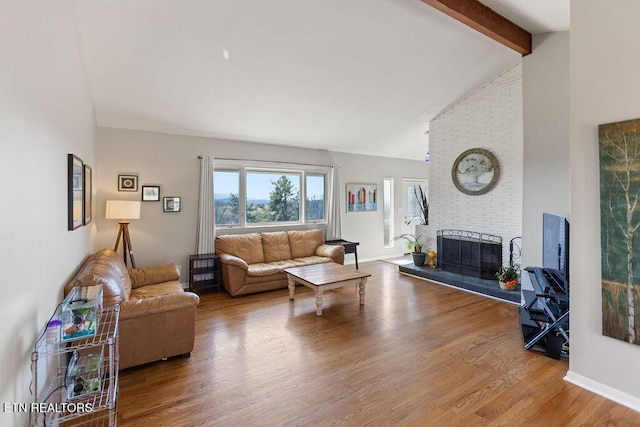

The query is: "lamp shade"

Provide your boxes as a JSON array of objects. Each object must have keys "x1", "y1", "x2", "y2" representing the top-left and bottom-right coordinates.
[{"x1": 105, "y1": 200, "x2": 141, "y2": 220}]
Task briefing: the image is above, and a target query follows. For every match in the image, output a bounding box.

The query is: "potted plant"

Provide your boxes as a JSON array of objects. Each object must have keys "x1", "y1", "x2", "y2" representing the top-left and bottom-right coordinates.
[
  {"x1": 496, "y1": 265, "x2": 519, "y2": 290},
  {"x1": 394, "y1": 233, "x2": 427, "y2": 266}
]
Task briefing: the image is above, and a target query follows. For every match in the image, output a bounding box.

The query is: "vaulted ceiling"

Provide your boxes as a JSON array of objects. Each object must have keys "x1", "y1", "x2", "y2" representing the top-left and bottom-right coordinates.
[{"x1": 75, "y1": 0, "x2": 569, "y2": 160}]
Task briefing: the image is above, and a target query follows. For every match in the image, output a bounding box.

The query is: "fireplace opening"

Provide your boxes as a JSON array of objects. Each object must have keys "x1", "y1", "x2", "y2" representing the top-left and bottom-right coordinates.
[{"x1": 437, "y1": 229, "x2": 502, "y2": 280}]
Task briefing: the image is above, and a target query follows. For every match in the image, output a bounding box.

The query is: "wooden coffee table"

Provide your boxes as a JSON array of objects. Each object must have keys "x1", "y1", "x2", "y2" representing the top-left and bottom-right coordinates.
[{"x1": 285, "y1": 263, "x2": 371, "y2": 316}]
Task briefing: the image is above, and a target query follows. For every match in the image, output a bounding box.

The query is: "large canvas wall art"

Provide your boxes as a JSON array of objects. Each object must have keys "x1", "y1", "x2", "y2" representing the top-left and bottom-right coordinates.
[
  {"x1": 599, "y1": 118, "x2": 640, "y2": 345},
  {"x1": 346, "y1": 183, "x2": 377, "y2": 212}
]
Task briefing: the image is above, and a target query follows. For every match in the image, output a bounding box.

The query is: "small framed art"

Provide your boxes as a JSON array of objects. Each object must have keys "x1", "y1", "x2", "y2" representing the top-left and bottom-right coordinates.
[
  {"x1": 118, "y1": 175, "x2": 138, "y2": 191},
  {"x1": 142, "y1": 185, "x2": 160, "y2": 202},
  {"x1": 163, "y1": 197, "x2": 181, "y2": 212},
  {"x1": 83, "y1": 164, "x2": 92, "y2": 225}
]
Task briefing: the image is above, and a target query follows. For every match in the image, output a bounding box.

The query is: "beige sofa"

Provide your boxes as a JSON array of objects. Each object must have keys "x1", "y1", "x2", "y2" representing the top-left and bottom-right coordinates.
[
  {"x1": 65, "y1": 248, "x2": 200, "y2": 370},
  {"x1": 215, "y1": 229, "x2": 345, "y2": 296}
]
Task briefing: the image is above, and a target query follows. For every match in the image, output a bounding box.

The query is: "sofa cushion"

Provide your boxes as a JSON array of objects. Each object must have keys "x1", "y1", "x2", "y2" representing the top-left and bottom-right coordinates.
[
  {"x1": 247, "y1": 259, "x2": 306, "y2": 276},
  {"x1": 66, "y1": 248, "x2": 132, "y2": 306},
  {"x1": 129, "y1": 281, "x2": 184, "y2": 299},
  {"x1": 247, "y1": 263, "x2": 281, "y2": 277},
  {"x1": 288, "y1": 229, "x2": 324, "y2": 258},
  {"x1": 293, "y1": 256, "x2": 334, "y2": 266},
  {"x1": 262, "y1": 232, "x2": 292, "y2": 263},
  {"x1": 121, "y1": 282, "x2": 199, "y2": 320},
  {"x1": 216, "y1": 233, "x2": 265, "y2": 264},
  {"x1": 272, "y1": 259, "x2": 306, "y2": 271},
  {"x1": 129, "y1": 263, "x2": 180, "y2": 289}
]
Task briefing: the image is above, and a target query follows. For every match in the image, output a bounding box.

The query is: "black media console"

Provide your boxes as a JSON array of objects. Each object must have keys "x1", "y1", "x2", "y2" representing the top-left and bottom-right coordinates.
[
  {"x1": 520, "y1": 266, "x2": 569, "y2": 359},
  {"x1": 436, "y1": 229, "x2": 502, "y2": 280}
]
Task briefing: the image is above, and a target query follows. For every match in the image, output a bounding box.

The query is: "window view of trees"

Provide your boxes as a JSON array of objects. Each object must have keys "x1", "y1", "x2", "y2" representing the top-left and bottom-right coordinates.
[
  {"x1": 214, "y1": 170, "x2": 240, "y2": 225},
  {"x1": 306, "y1": 174, "x2": 325, "y2": 221},
  {"x1": 214, "y1": 166, "x2": 327, "y2": 227},
  {"x1": 246, "y1": 172, "x2": 300, "y2": 223}
]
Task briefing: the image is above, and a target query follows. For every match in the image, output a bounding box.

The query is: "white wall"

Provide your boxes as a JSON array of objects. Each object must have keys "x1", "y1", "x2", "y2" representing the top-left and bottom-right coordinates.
[
  {"x1": 95, "y1": 127, "x2": 427, "y2": 271},
  {"x1": 0, "y1": 2, "x2": 96, "y2": 426},
  {"x1": 328, "y1": 151, "x2": 428, "y2": 260},
  {"x1": 567, "y1": 0, "x2": 640, "y2": 411},
  {"x1": 522, "y1": 32, "x2": 570, "y2": 268},
  {"x1": 429, "y1": 62, "x2": 523, "y2": 264}
]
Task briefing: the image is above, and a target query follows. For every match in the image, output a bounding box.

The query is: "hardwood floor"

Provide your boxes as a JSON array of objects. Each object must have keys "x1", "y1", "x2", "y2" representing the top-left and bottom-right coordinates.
[{"x1": 117, "y1": 261, "x2": 639, "y2": 426}]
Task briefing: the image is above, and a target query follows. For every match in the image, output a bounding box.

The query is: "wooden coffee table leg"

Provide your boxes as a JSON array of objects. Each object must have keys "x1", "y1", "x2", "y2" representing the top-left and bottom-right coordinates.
[
  {"x1": 315, "y1": 288, "x2": 324, "y2": 316},
  {"x1": 288, "y1": 276, "x2": 296, "y2": 300},
  {"x1": 359, "y1": 278, "x2": 366, "y2": 305}
]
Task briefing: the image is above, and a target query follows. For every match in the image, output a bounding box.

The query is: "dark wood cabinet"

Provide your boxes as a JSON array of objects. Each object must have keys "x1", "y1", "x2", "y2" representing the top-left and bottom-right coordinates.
[{"x1": 189, "y1": 253, "x2": 221, "y2": 292}]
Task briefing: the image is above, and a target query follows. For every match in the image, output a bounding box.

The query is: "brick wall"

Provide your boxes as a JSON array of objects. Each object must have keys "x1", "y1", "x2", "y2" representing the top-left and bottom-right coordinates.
[{"x1": 428, "y1": 61, "x2": 523, "y2": 266}]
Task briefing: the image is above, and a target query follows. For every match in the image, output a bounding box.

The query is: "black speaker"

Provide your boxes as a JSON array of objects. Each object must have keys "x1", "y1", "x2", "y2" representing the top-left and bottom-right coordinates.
[{"x1": 545, "y1": 330, "x2": 564, "y2": 359}]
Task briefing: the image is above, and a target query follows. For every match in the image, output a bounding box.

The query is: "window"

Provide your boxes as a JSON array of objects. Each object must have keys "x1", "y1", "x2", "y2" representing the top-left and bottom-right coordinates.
[
  {"x1": 213, "y1": 161, "x2": 330, "y2": 228},
  {"x1": 305, "y1": 174, "x2": 325, "y2": 222},
  {"x1": 214, "y1": 170, "x2": 240, "y2": 226},
  {"x1": 383, "y1": 178, "x2": 394, "y2": 247},
  {"x1": 246, "y1": 171, "x2": 300, "y2": 224}
]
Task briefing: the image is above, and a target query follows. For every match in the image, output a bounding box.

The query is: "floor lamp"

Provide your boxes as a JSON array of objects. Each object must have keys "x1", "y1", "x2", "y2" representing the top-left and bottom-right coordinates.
[{"x1": 105, "y1": 200, "x2": 141, "y2": 268}]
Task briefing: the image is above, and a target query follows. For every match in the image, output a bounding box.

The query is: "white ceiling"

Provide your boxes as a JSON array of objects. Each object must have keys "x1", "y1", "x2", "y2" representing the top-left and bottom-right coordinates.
[
  {"x1": 480, "y1": 0, "x2": 570, "y2": 34},
  {"x1": 75, "y1": 0, "x2": 569, "y2": 160}
]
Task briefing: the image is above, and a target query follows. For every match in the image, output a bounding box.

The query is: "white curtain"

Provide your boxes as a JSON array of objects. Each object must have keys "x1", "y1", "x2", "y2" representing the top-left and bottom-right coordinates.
[
  {"x1": 196, "y1": 155, "x2": 215, "y2": 254},
  {"x1": 326, "y1": 166, "x2": 342, "y2": 240}
]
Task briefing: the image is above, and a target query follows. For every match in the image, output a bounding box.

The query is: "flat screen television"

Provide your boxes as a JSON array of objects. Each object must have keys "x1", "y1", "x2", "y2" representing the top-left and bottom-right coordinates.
[{"x1": 542, "y1": 212, "x2": 570, "y2": 288}]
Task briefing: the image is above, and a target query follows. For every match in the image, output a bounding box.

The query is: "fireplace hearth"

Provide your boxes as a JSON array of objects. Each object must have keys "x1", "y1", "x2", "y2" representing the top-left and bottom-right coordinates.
[{"x1": 437, "y1": 229, "x2": 502, "y2": 280}]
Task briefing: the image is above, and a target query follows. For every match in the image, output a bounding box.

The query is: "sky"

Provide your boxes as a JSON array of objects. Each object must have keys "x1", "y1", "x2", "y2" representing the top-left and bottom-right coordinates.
[{"x1": 214, "y1": 171, "x2": 325, "y2": 200}]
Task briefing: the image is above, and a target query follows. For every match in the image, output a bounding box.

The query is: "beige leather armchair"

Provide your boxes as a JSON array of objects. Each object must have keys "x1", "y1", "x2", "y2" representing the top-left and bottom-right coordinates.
[{"x1": 65, "y1": 249, "x2": 200, "y2": 370}]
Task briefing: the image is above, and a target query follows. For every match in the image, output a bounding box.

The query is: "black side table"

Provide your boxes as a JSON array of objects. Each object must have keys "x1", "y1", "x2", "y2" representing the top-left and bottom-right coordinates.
[
  {"x1": 189, "y1": 253, "x2": 221, "y2": 292},
  {"x1": 325, "y1": 239, "x2": 360, "y2": 269}
]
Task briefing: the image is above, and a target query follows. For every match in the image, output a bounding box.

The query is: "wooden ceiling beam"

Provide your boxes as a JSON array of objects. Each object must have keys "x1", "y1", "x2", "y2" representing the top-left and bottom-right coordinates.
[{"x1": 420, "y1": 0, "x2": 532, "y2": 56}]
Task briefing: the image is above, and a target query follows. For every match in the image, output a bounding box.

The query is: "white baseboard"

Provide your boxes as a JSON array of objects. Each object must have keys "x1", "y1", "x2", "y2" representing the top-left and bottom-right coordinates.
[
  {"x1": 374, "y1": 254, "x2": 407, "y2": 261},
  {"x1": 564, "y1": 370, "x2": 640, "y2": 413},
  {"x1": 343, "y1": 254, "x2": 403, "y2": 266}
]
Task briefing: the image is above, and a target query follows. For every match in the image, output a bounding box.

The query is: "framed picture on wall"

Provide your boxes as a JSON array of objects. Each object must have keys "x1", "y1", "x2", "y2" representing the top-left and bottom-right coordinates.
[
  {"x1": 142, "y1": 185, "x2": 160, "y2": 202},
  {"x1": 118, "y1": 174, "x2": 138, "y2": 191},
  {"x1": 83, "y1": 164, "x2": 92, "y2": 225},
  {"x1": 163, "y1": 197, "x2": 181, "y2": 212},
  {"x1": 346, "y1": 183, "x2": 377, "y2": 212},
  {"x1": 67, "y1": 154, "x2": 83, "y2": 230}
]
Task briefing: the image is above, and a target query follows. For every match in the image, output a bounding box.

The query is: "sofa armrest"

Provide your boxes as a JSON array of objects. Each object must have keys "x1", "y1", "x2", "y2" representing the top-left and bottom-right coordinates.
[
  {"x1": 218, "y1": 253, "x2": 249, "y2": 271},
  {"x1": 128, "y1": 263, "x2": 180, "y2": 289},
  {"x1": 315, "y1": 244, "x2": 345, "y2": 259},
  {"x1": 120, "y1": 291, "x2": 200, "y2": 320}
]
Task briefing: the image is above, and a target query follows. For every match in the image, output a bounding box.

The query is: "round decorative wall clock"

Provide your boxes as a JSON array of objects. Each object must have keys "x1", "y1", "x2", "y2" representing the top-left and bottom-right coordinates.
[{"x1": 451, "y1": 148, "x2": 500, "y2": 195}]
